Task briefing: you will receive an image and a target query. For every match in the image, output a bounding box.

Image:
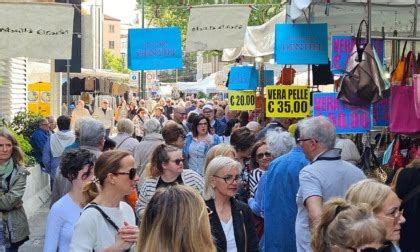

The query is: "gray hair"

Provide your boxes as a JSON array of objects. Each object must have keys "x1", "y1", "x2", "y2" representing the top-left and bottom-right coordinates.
[
  {"x1": 204, "y1": 156, "x2": 242, "y2": 200},
  {"x1": 117, "y1": 119, "x2": 134, "y2": 135},
  {"x1": 266, "y1": 129, "x2": 295, "y2": 159},
  {"x1": 143, "y1": 118, "x2": 161, "y2": 134},
  {"x1": 79, "y1": 118, "x2": 105, "y2": 147},
  {"x1": 298, "y1": 116, "x2": 336, "y2": 150}
]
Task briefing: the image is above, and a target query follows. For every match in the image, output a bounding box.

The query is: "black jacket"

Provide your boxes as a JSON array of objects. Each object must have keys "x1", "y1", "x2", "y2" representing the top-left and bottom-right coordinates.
[{"x1": 206, "y1": 198, "x2": 259, "y2": 252}]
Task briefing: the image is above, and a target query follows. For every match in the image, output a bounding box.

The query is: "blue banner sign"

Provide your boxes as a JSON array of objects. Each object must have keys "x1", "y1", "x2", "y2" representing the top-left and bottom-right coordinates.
[
  {"x1": 264, "y1": 70, "x2": 274, "y2": 86},
  {"x1": 228, "y1": 66, "x2": 258, "y2": 90},
  {"x1": 313, "y1": 92, "x2": 372, "y2": 133},
  {"x1": 128, "y1": 27, "x2": 183, "y2": 70},
  {"x1": 275, "y1": 23, "x2": 328, "y2": 65},
  {"x1": 372, "y1": 97, "x2": 389, "y2": 127},
  {"x1": 331, "y1": 35, "x2": 384, "y2": 75}
]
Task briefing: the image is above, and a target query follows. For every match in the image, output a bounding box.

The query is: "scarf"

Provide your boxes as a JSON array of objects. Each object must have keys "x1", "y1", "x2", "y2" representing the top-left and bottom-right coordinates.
[
  {"x1": 0, "y1": 159, "x2": 14, "y2": 194},
  {"x1": 50, "y1": 131, "x2": 75, "y2": 158}
]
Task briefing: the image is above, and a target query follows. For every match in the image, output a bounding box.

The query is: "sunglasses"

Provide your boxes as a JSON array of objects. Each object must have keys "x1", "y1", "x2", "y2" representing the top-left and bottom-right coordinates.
[
  {"x1": 112, "y1": 168, "x2": 137, "y2": 180},
  {"x1": 348, "y1": 242, "x2": 392, "y2": 252},
  {"x1": 170, "y1": 158, "x2": 184, "y2": 165},
  {"x1": 256, "y1": 152, "x2": 272, "y2": 159}
]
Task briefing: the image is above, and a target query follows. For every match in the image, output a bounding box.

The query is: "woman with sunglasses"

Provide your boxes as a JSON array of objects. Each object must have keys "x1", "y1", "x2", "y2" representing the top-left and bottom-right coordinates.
[
  {"x1": 248, "y1": 141, "x2": 273, "y2": 199},
  {"x1": 204, "y1": 156, "x2": 259, "y2": 252},
  {"x1": 70, "y1": 150, "x2": 139, "y2": 251},
  {"x1": 44, "y1": 149, "x2": 96, "y2": 252},
  {"x1": 136, "y1": 144, "x2": 204, "y2": 218},
  {"x1": 137, "y1": 185, "x2": 216, "y2": 252},
  {"x1": 346, "y1": 179, "x2": 406, "y2": 252},
  {"x1": 312, "y1": 198, "x2": 391, "y2": 252}
]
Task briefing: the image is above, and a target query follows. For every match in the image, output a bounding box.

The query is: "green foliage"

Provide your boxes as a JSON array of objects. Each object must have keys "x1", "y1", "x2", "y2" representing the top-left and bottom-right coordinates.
[
  {"x1": 8, "y1": 111, "x2": 43, "y2": 141},
  {"x1": 197, "y1": 91, "x2": 208, "y2": 99},
  {"x1": 103, "y1": 49, "x2": 129, "y2": 74},
  {"x1": 7, "y1": 128, "x2": 35, "y2": 166}
]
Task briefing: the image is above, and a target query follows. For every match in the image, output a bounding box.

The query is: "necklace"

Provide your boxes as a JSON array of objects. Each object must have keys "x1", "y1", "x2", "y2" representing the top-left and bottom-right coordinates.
[{"x1": 216, "y1": 203, "x2": 231, "y2": 223}]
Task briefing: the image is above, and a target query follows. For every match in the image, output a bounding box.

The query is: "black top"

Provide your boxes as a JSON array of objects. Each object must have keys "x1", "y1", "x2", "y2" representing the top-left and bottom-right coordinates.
[
  {"x1": 395, "y1": 167, "x2": 420, "y2": 252},
  {"x1": 206, "y1": 198, "x2": 259, "y2": 252},
  {"x1": 156, "y1": 174, "x2": 183, "y2": 189}
]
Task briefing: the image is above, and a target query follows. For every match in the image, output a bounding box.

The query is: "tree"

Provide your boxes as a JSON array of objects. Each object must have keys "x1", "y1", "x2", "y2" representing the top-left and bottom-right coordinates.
[{"x1": 103, "y1": 49, "x2": 129, "y2": 74}]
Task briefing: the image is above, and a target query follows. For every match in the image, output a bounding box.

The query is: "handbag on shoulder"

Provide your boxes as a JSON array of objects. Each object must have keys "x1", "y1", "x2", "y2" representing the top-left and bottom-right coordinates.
[{"x1": 337, "y1": 20, "x2": 387, "y2": 106}]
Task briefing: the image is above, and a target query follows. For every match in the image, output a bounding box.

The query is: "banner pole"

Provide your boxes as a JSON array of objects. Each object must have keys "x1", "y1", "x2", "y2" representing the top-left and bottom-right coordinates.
[
  {"x1": 140, "y1": 0, "x2": 145, "y2": 99},
  {"x1": 66, "y1": 0, "x2": 71, "y2": 115}
]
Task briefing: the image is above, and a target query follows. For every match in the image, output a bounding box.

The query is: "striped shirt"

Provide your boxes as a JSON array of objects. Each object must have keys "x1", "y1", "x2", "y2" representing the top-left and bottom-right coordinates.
[
  {"x1": 249, "y1": 168, "x2": 265, "y2": 198},
  {"x1": 135, "y1": 169, "x2": 204, "y2": 218}
]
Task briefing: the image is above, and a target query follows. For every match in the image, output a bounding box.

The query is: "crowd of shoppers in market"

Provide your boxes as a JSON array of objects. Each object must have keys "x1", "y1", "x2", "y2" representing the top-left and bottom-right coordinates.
[{"x1": 0, "y1": 94, "x2": 418, "y2": 251}]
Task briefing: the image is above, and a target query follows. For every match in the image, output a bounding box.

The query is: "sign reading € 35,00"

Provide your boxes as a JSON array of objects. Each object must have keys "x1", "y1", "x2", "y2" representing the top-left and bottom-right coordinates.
[
  {"x1": 229, "y1": 91, "x2": 256, "y2": 111},
  {"x1": 265, "y1": 86, "x2": 310, "y2": 118}
]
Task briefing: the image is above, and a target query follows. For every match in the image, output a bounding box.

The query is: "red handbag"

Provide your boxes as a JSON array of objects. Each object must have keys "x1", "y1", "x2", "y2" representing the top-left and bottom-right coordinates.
[{"x1": 277, "y1": 65, "x2": 296, "y2": 85}]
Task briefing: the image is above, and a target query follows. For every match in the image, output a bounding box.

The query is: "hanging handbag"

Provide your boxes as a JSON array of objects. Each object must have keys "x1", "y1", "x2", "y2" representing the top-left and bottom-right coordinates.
[
  {"x1": 414, "y1": 64, "x2": 420, "y2": 118},
  {"x1": 277, "y1": 65, "x2": 296, "y2": 85},
  {"x1": 312, "y1": 59, "x2": 334, "y2": 85},
  {"x1": 389, "y1": 51, "x2": 420, "y2": 134},
  {"x1": 391, "y1": 41, "x2": 408, "y2": 85},
  {"x1": 337, "y1": 20, "x2": 387, "y2": 106}
]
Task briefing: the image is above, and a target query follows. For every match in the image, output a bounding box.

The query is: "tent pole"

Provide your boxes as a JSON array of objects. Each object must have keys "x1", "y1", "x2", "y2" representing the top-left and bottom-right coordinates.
[
  {"x1": 413, "y1": 0, "x2": 418, "y2": 51},
  {"x1": 367, "y1": 0, "x2": 372, "y2": 44}
]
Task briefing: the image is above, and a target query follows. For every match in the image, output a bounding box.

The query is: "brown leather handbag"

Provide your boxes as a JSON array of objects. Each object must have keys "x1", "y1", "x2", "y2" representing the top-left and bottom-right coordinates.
[
  {"x1": 277, "y1": 65, "x2": 296, "y2": 85},
  {"x1": 391, "y1": 41, "x2": 408, "y2": 85},
  {"x1": 337, "y1": 20, "x2": 387, "y2": 106}
]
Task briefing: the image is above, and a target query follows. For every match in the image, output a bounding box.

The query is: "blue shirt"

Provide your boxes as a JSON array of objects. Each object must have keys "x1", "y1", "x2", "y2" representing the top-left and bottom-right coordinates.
[
  {"x1": 30, "y1": 128, "x2": 50, "y2": 165},
  {"x1": 264, "y1": 147, "x2": 309, "y2": 252},
  {"x1": 44, "y1": 194, "x2": 82, "y2": 252}
]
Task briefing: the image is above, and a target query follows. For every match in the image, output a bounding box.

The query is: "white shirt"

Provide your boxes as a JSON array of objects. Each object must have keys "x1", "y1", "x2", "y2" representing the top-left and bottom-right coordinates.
[
  {"x1": 221, "y1": 217, "x2": 237, "y2": 252},
  {"x1": 70, "y1": 201, "x2": 135, "y2": 251}
]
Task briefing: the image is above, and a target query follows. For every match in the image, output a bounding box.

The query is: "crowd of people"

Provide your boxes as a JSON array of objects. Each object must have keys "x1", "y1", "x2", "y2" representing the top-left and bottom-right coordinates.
[{"x1": 0, "y1": 95, "x2": 418, "y2": 252}]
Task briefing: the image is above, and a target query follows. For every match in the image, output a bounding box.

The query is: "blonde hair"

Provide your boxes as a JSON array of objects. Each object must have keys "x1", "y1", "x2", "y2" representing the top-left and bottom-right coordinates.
[
  {"x1": 204, "y1": 144, "x2": 236, "y2": 172},
  {"x1": 138, "y1": 185, "x2": 216, "y2": 252},
  {"x1": 204, "y1": 156, "x2": 242, "y2": 200},
  {"x1": 312, "y1": 198, "x2": 386, "y2": 252},
  {"x1": 82, "y1": 150, "x2": 130, "y2": 207},
  {"x1": 345, "y1": 179, "x2": 392, "y2": 214}
]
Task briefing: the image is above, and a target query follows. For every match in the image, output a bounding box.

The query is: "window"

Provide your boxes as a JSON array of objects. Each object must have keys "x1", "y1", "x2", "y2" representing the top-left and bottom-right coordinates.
[
  {"x1": 109, "y1": 41, "x2": 115, "y2": 49},
  {"x1": 109, "y1": 24, "x2": 115, "y2": 33}
]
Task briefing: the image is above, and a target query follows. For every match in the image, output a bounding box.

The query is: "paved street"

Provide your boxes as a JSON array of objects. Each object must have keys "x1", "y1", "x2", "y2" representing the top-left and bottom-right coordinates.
[{"x1": 19, "y1": 201, "x2": 49, "y2": 252}]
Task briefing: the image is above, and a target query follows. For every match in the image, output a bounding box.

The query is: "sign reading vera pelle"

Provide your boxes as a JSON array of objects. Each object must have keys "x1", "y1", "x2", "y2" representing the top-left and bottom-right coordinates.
[
  {"x1": 229, "y1": 91, "x2": 256, "y2": 111},
  {"x1": 128, "y1": 27, "x2": 183, "y2": 71},
  {"x1": 313, "y1": 93, "x2": 372, "y2": 134},
  {"x1": 0, "y1": 3, "x2": 74, "y2": 59},
  {"x1": 275, "y1": 23, "x2": 328, "y2": 65},
  {"x1": 186, "y1": 5, "x2": 251, "y2": 52},
  {"x1": 331, "y1": 35, "x2": 384, "y2": 75},
  {"x1": 265, "y1": 86, "x2": 310, "y2": 118}
]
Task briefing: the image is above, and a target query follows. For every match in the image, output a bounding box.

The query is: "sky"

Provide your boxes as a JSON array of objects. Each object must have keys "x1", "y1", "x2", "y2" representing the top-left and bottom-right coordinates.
[{"x1": 83, "y1": 0, "x2": 138, "y2": 24}]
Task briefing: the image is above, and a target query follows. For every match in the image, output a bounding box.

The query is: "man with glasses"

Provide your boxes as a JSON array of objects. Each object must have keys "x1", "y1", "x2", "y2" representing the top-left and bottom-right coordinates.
[
  {"x1": 172, "y1": 106, "x2": 189, "y2": 133},
  {"x1": 295, "y1": 116, "x2": 366, "y2": 252},
  {"x1": 93, "y1": 99, "x2": 114, "y2": 137},
  {"x1": 30, "y1": 118, "x2": 51, "y2": 170}
]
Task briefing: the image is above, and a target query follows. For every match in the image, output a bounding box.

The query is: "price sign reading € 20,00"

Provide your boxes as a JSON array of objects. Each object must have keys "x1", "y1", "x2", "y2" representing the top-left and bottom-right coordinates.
[
  {"x1": 229, "y1": 91, "x2": 256, "y2": 111},
  {"x1": 265, "y1": 86, "x2": 310, "y2": 117}
]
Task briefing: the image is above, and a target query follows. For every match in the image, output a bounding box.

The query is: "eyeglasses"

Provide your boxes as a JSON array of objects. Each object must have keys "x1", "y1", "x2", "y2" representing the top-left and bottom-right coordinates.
[
  {"x1": 296, "y1": 138, "x2": 317, "y2": 144},
  {"x1": 213, "y1": 174, "x2": 240, "y2": 185},
  {"x1": 170, "y1": 158, "x2": 184, "y2": 165},
  {"x1": 112, "y1": 168, "x2": 137, "y2": 180},
  {"x1": 198, "y1": 122, "x2": 208, "y2": 126},
  {"x1": 256, "y1": 152, "x2": 272, "y2": 159},
  {"x1": 382, "y1": 209, "x2": 404, "y2": 225},
  {"x1": 348, "y1": 241, "x2": 392, "y2": 252}
]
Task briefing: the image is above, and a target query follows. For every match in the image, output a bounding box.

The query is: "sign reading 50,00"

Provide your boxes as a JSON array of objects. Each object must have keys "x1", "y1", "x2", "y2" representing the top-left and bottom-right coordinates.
[
  {"x1": 229, "y1": 91, "x2": 256, "y2": 111},
  {"x1": 265, "y1": 86, "x2": 310, "y2": 118}
]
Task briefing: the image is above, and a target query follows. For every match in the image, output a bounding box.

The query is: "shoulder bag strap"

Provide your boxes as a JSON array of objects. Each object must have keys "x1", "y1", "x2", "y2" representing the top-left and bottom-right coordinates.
[
  {"x1": 116, "y1": 136, "x2": 131, "y2": 149},
  {"x1": 84, "y1": 203, "x2": 119, "y2": 231}
]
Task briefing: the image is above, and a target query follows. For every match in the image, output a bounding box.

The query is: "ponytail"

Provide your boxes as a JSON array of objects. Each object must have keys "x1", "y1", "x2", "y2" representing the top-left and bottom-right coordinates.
[
  {"x1": 81, "y1": 180, "x2": 101, "y2": 207},
  {"x1": 311, "y1": 198, "x2": 350, "y2": 252}
]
